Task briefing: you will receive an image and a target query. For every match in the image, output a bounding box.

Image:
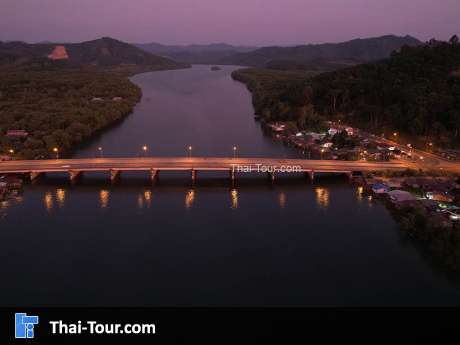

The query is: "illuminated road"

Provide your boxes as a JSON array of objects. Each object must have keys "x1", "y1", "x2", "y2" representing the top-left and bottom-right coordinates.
[
  {"x1": 367, "y1": 135, "x2": 460, "y2": 173},
  {"x1": 0, "y1": 156, "x2": 415, "y2": 179}
]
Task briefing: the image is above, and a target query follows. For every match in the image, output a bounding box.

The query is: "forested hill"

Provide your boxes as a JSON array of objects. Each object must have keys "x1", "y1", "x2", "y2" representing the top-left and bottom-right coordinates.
[
  {"x1": 308, "y1": 38, "x2": 460, "y2": 144},
  {"x1": 232, "y1": 36, "x2": 460, "y2": 146},
  {"x1": 0, "y1": 37, "x2": 186, "y2": 71},
  {"x1": 222, "y1": 35, "x2": 420, "y2": 69}
]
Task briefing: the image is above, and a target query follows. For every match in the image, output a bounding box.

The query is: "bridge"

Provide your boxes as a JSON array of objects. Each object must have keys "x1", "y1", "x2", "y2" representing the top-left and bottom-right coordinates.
[{"x1": 0, "y1": 156, "x2": 414, "y2": 183}]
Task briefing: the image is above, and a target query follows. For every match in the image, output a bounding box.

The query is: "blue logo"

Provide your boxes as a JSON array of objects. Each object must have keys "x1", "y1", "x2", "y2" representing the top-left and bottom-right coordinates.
[{"x1": 15, "y1": 313, "x2": 39, "y2": 339}]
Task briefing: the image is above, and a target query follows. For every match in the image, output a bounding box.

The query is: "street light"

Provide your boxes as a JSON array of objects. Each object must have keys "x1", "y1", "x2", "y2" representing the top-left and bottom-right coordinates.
[
  {"x1": 188, "y1": 145, "x2": 192, "y2": 158},
  {"x1": 53, "y1": 147, "x2": 59, "y2": 159},
  {"x1": 8, "y1": 149, "x2": 14, "y2": 155},
  {"x1": 142, "y1": 145, "x2": 148, "y2": 156},
  {"x1": 98, "y1": 146, "x2": 103, "y2": 158},
  {"x1": 233, "y1": 146, "x2": 237, "y2": 159}
]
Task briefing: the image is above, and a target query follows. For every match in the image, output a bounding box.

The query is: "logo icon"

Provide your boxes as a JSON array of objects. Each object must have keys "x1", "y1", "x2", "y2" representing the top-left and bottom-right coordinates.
[{"x1": 15, "y1": 313, "x2": 39, "y2": 339}]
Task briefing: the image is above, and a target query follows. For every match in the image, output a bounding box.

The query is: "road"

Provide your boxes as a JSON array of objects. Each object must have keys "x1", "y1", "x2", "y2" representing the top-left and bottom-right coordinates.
[
  {"x1": 367, "y1": 134, "x2": 460, "y2": 173},
  {"x1": 0, "y1": 156, "x2": 414, "y2": 175}
]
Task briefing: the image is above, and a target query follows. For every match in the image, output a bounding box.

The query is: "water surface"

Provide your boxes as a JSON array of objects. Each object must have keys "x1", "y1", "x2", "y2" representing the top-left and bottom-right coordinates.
[{"x1": 1, "y1": 65, "x2": 459, "y2": 306}]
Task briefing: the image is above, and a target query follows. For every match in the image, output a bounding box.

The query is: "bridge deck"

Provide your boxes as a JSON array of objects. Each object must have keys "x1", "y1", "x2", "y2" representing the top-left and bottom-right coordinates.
[{"x1": 0, "y1": 156, "x2": 412, "y2": 174}]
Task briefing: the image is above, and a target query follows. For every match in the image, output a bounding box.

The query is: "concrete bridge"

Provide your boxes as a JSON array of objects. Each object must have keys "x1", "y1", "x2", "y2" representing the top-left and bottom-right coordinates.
[{"x1": 0, "y1": 156, "x2": 413, "y2": 183}]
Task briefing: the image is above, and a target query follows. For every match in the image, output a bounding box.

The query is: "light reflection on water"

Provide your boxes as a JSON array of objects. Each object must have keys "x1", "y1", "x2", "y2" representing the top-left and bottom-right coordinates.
[
  {"x1": 0, "y1": 174, "x2": 382, "y2": 218},
  {"x1": 230, "y1": 189, "x2": 238, "y2": 210},
  {"x1": 0, "y1": 184, "x2": 368, "y2": 212},
  {"x1": 356, "y1": 186, "x2": 364, "y2": 202},
  {"x1": 56, "y1": 189, "x2": 65, "y2": 208},
  {"x1": 185, "y1": 189, "x2": 195, "y2": 209},
  {"x1": 99, "y1": 189, "x2": 110, "y2": 209},
  {"x1": 279, "y1": 191, "x2": 286, "y2": 209},
  {"x1": 315, "y1": 187, "x2": 330, "y2": 209},
  {"x1": 44, "y1": 192, "x2": 53, "y2": 212}
]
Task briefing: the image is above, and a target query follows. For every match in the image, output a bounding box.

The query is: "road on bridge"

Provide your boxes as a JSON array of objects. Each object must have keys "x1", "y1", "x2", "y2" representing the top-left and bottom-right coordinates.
[{"x1": 0, "y1": 156, "x2": 415, "y2": 175}]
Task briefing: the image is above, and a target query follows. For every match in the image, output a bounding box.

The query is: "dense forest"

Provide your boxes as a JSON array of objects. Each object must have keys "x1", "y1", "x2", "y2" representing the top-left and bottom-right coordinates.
[
  {"x1": 232, "y1": 68, "x2": 317, "y2": 118},
  {"x1": 0, "y1": 71, "x2": 141, "y2": 159},
  {"x1": 233, "y1": 37, "x2": 460, "y2": 146},
  {"x1": 0, "y1": 37, "x2": 190, "y2": 159}
]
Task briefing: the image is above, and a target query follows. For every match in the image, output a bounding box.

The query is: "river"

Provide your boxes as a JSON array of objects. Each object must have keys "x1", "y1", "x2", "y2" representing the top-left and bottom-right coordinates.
[{"x1": 1, "y1": 65, "x2": 460, "y2": 306}]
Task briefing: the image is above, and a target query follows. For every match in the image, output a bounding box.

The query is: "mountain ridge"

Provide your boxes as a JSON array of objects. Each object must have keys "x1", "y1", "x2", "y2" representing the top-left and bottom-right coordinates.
[
  {"x1": 219, "y1": 35, "x2": 421, "y2": 68},
  {"x1": 0, "y1": 37, "x2": 186, "y2": 71}
]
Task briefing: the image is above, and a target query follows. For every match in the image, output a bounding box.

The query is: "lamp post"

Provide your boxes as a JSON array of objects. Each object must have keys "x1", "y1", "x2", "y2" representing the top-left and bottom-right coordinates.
[
  {"x1": 142, "y1": 145, "x2": 148, "y2": 157},
  {"x1": 233, "y1": 146, "x2": 237, "y2": 159},
  {"x1": 188, "y1": 146, "x2": 192, "y2": 158},
  {"x1": 393, "y1": 132, "x2": 398, "y2": 143},
  {"x1": 98, "y1": 146, "x2": 103, "y2": 158},
  {"x1": 8, "y1": 149, "x2": 14, "y2": 156},
  {"x1": 53, "y1": 147, "x2": 59, "y2": 159}
]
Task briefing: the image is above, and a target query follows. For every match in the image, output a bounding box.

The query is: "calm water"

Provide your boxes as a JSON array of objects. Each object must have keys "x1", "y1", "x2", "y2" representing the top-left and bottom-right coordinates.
[{"x1": 1, "y1": 65, "x2": 460, "y2": 306}]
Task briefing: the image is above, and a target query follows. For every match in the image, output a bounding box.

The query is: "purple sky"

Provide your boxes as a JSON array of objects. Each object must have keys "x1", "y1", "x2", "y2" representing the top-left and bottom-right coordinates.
[{"x1": 1, "y1": 0, "x2": 459, "y2": 45}]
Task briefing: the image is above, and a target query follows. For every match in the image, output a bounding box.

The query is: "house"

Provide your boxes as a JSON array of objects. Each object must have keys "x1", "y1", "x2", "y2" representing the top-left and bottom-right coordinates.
[
  {"x1": 365, "y1": 148, "x2": 385, "y2": 161},
  {"x1": 328, "y1": 128, "x2": 339, "y2": 136},
  {"x1": 448, "y1": 211, "x2": 460, "y2": 221},
  {"x1": 385, "y1": 179, "x2": 403, "y2": 189},
  {"x1": 267, "y1": 123, "x2": 286, "y2": 133},
  {"x1": 388, "y1": 190, "x2": 416, "y2": 203},
  {"x1": 2, "y1": 175, "x2": 22, "y2": 189},
  {"x1": 426, "y1": 191, "x2": 454, "y2": 203},
  {"x1": 6, "y1": 130, "x2": 28, "y2": 138},
  {"x1": 305, "y1": 132, "x2": 326, "y2": 141},
  {"x1": 371, "y1": 183, "x2": 390, "y2": 194},
  {"x1": 344, "y1": 127, "x2": 355, "y2": 136}
]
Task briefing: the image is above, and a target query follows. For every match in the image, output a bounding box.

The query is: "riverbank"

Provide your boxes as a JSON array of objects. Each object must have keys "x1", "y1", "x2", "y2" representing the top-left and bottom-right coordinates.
[{"x1": 356, "y1": 173, "x2": 460, "y2": 275}]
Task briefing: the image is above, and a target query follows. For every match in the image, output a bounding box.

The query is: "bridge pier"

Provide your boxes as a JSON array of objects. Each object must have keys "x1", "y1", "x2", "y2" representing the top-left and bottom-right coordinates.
[
  {"x1": 306, "y1": 170, "x2": 315, "y2": 182},
  {"x1": 68, "y1": 170, "x2": 82, "y2": 184},
  {"x1": 30, "y1": 171, "x2": 43, "y2": 182},
  {"x1": 345, "y1": 171, "x2": 353, "y2": 183},
  {"x1": 191, "y1": 169, "x2": 197, "y2": 184},
  {"x1": 150, "y1": 169, "x2": 159, "y2": 184},
  {"x1": 268, "y1": 171, "x2": 275, "y2": 183},
  {"x1": 110, "y1": 169, "x2": 120, "y2": 183}
]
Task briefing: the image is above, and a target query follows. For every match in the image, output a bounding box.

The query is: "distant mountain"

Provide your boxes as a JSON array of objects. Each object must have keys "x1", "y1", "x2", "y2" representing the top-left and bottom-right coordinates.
[
  {"x1": 219, "y1": 35, "x2": 421, "y2": 68},
  {"x1": 0, "y1": 37, "x2": 185, "y2": 70},
  {"x1": 136, "y1": 42, "x2": 257, "y2": 64}
]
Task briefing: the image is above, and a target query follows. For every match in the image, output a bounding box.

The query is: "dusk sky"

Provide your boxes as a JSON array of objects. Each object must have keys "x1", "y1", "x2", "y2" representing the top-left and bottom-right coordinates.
[{"x1": 1, "y1": 0, "x2": 459, "y2": 45}]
